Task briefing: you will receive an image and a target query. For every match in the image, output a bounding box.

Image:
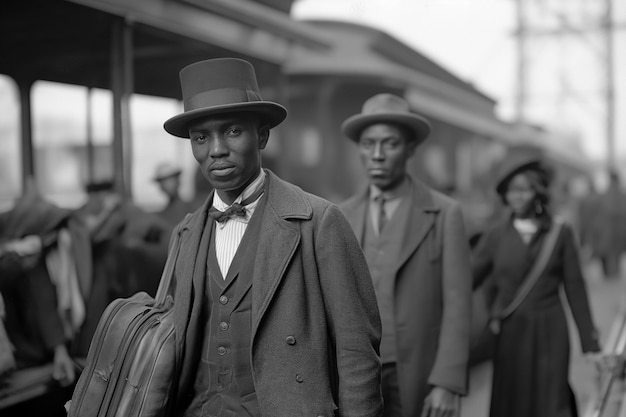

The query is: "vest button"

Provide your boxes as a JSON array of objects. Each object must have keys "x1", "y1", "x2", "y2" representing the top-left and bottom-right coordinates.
[
  {"x1": 219, "y1": 295, "x2": 228, "y2": 305},
  {"x1": 285, "y1": 335, "x2": 296, "y2": 345},
  {"x1": 219, "y1": 321, "x2": 229, "y2": 331},
  {"x1": 216, "y1": 384, "x2": 224, "y2": 392},
  {"x1": 295, "y1": 374, "x2": 304, "y2": 383},
  {"x1": 217, "y1": 346, "x2": 227, "y2": 356}
]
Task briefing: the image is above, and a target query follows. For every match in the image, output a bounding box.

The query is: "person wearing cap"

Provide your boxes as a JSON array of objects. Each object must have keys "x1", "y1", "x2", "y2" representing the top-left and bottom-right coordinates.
[
  {"x1": 472, "y1": 153, "x2": 601, "y2": 417},
  {"x1": 339, "y1": 94, "x2": 472, "y2": 417},
  {"x1": 153, "y1": 162, "x2": 193, "y2": 227},
  {"x1": 162, "y1": 58, "x2": 382, "y2": 416}
]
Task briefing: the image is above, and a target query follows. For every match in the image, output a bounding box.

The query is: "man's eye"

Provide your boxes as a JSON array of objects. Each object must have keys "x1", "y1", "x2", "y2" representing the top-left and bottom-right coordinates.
[
  {"x1": 226, "y1": 128, "x2": 241, "y2": 136},
  {"x1": 193, "y1": 135, "x2": 207, "y2": 143}
]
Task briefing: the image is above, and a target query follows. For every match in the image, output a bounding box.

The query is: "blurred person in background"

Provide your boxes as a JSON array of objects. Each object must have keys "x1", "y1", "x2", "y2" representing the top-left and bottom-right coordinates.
[
  {"x1": 593, "y1": 170, "x2": 626, "y2": 279},
  {"x1": 72, "y1": 180, "x2": 165, "y2": 355},
  {"x1": 0, "y1": 177, "x2": 82, "y2": 389},
  {"x1": 153, "y1": 162, "x2": 193, "y2": 228},
  {"x1": 161, "y1": 57, "x2": 382, "y2": 416},
  {"x1": 472, "y1": 154, "x2": 602, "y2": 417},
  {"x1": 339, "y1": 93, "x2": 472, "y2": 417}
]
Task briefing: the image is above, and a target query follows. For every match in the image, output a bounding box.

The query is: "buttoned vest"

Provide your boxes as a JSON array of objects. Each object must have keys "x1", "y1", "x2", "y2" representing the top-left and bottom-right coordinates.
[
  {"x1": 362, "y1": 196, "x2": 410, "y2": 364},
  {"x1": 185, "y1": 196, "x2": 266, "y2": 417}
]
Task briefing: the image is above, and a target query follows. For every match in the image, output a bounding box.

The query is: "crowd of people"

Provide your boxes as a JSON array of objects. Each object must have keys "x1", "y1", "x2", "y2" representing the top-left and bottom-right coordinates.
[
  {"x1": 0, "y1": 168, "x2": 194, "y2": 406},
  {"x1": 1, "y1": 57, "x2": 625, "y2": 417}
]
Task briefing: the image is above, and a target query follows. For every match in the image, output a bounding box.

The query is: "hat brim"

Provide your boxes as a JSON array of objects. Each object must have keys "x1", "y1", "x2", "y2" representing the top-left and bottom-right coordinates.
[
  {"x1": 153, "y1": 170, "x2": 182, "y2": 182},
  {"x1": 341, "y1": 113, "x2": 431, "y2": 144},
  {"x1": 164, "y1": 101, "x2": 287, "y2": 138},
  {"x1": 495, "y1": 159, "x2": 544, "y2": 195}
]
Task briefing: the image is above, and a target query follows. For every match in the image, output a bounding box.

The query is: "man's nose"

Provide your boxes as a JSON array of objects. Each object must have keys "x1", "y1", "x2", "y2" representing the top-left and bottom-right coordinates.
[
  {"x1": 372, "y1": 142, "x2": 384, "y2": 160},
  {"x1": 208, "y1": 135, "x2": 229, "y2": 157}
]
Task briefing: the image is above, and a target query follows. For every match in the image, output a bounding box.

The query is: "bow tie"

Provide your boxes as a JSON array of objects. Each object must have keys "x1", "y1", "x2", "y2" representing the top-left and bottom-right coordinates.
[
  {"x1": 208, "y1": 203, "x2": 247, "y2": 223},
  {"x1": 208, "y1": 187, "x2": 265, "y2": 224}
]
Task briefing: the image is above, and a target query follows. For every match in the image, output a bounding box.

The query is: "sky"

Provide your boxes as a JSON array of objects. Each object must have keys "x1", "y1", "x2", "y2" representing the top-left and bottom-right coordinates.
[{"x1": 292, "y1": 0, "x2": 626, "y2": 168}]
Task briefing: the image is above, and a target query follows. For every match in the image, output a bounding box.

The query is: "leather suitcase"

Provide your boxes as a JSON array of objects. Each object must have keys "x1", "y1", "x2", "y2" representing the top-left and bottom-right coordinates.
[{"x1": 68, "y1": 223, "x2": 183, "y2": 417}]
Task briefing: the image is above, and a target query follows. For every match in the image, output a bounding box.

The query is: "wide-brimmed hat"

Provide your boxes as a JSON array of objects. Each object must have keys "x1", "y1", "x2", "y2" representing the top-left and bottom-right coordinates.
[
  {"x1": 153, "y1": 162, "x2": 182, "y2": 182},
  {"x1": 164, "y1": 58, "x2": 287, "y2": 138},
  {"x1": 341, "y1": 93, "x2": 431, "y2": 144},
  {"x1": 495, "y1": 153, "x2": 550, "y2": 195}
]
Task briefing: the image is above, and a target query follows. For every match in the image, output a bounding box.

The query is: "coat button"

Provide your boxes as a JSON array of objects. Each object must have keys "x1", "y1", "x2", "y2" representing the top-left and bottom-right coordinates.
[
  {"x1": 219, "y1": 321, "x2": 229, "y2": 331},
  {"x1": 295, "y1": 374, "x2": 304, "y2": 383},
  {"x1": 285, "y1": 335, "x2": 296, "y2": 345},
  {"x1": 217, "y1": 346, "x2": 227, "y2": 356},
  {"x1": 219, "y1": 295, "x2": 228, "y2": 305}
]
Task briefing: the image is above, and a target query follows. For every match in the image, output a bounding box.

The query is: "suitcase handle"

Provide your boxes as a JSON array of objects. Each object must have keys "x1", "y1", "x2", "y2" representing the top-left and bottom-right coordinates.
[{"x1": 154, "y1": 220, "x2": 185, "y2": 307}]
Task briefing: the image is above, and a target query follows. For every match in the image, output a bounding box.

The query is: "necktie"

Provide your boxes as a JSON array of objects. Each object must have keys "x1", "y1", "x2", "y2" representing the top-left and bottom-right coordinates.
[
  {"x1": 377, "y1": 195, "x2": 387, "y2": 234},
  {"x1": 208, "y1": 186, "x2": 264, "y2": 224}
]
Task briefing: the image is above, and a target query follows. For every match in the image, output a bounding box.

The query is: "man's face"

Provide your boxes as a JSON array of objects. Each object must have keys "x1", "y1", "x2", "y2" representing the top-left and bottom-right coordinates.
[
  {"x1": 189, "y1": 113, "x2": 268, "y2": 203},
  {"x1": 358, "y1": 123, "x2": 416, "y2": 191}
]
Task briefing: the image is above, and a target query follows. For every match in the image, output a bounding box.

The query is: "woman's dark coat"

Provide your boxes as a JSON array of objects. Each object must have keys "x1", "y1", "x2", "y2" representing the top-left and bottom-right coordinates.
[{"x1": 473, "y1": 216, "x2": 600, "y2": 417}]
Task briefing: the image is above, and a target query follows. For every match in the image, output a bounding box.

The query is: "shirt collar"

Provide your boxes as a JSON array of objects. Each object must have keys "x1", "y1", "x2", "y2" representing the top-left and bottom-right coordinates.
[{"x1": 369, "y1": 176, "x2": 410, "y2": 202}]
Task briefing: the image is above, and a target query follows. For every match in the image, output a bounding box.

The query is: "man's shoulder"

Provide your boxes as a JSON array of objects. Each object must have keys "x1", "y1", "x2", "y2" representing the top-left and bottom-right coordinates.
[
  {"x1": 265, "y1": 170, "x2": 335, "y2": 218},
  {"x1": 428, "y1": 188, "x2": 461, "y2": 211}
]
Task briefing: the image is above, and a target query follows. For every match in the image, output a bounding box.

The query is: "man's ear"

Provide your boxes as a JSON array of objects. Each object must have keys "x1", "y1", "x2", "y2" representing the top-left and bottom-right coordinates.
[
  {"x1": 258, "y1": 125, "x2": 270, "y2": 149},
  {"x1": 406, "y1": 139, "x2": 419, "y2": 157}
]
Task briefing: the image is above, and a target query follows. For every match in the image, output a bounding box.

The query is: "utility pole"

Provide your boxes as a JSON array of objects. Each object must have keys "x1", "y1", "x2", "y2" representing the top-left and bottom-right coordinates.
[
  {"x1": 605, "y1": 0, "x2": 615, "y2": 173},
  {"x1": 513, "y1": 0, "x2": 622, "y2": 174},
  {"x1": 515, "y1": 0, "x2": 526, "y2": 123}
]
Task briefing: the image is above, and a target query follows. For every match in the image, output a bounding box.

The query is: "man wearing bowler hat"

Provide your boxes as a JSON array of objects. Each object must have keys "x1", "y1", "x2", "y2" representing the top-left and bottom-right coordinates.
[
  {"x1": 339, "y1": 94, "x2": 472, "y2": 417},
  {"x1": 162, "y1": 58, "x2": 382, "y2": 416}
]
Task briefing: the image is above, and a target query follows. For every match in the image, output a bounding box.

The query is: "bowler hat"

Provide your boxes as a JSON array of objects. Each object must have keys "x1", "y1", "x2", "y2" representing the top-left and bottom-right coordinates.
[
  {"x1": 495, "y1": 153, "x2": 550, "y2": 195},
  {"x1": 153, "y1": 162, "x2": 182, "y2": 182},
  {"x1": 341, "y1": 94, "x2": 431, "y2": 144},
  {"x1": 164, "y1": 58, "x2": 287, "y2": 138}
]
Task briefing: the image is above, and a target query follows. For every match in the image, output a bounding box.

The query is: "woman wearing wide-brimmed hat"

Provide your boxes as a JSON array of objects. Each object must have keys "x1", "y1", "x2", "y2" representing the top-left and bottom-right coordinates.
[{"x1": 472, "y1": 153, "x2": 602, "y2": 417}]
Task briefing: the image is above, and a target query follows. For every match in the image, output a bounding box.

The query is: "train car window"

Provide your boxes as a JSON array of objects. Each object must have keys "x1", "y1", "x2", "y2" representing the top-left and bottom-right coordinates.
[
  {"x1": 129, "y1": 94, "x2": 193, "y2": 212},
  {"x1": 32, "y1": 81, "x2": 114, "y2": 208},
  {"x1": 0, "y1": 75, "x2": 21, "y2": 212}
]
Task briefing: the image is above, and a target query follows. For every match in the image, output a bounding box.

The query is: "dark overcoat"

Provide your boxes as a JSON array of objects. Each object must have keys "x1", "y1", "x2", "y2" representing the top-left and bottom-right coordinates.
[
  {"x1": 171, "y1": 170, "x2": 383, "y2": 417},
  {"x1": 473, "y1": 216, "x2": 600, "y2": 417},
  {"x1": 340, "y1": 178, "x2": 472, "y2": 417}
]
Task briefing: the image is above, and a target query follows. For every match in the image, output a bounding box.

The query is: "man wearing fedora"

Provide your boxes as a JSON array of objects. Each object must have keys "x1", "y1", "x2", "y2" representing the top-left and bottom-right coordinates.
[
  {"x1": 153, "y1": 162, "x2": 193, "y2": 228},
  {"x1": 339, "y1": 94, "x2": 472, "y2": 417},
  {"x1": 162, "y1": 58, "x2": 382, "y2": 416}
]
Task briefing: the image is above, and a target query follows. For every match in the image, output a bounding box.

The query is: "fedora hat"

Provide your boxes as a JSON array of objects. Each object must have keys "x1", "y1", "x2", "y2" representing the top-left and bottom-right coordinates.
[
  {"x1": 153, "y1": 162, "x2": 182, "y2": 182},
  {"x1": 341, "y1": 93, "x2": 431, "y2": 144},
  {"x1": 495, "y1": 153, "x2": 550, "y2": 195},
  {"x1": 164, "y1": 58, "x2": 287, "y2": 138}
]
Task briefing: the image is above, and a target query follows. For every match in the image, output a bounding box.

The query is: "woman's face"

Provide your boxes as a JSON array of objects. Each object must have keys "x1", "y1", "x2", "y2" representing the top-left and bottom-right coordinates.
[{"x1": 504, "y1": 173, "x2": 536, "y2": 217}]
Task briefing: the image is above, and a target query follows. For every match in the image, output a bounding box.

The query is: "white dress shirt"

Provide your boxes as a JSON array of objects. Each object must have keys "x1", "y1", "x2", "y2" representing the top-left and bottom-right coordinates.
[{"x1": 211, "y1": 170, "x2": 265, "y2": 277}]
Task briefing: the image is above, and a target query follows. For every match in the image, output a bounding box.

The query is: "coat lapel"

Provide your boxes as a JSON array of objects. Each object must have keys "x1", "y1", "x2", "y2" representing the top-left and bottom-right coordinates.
[
  {"x1": 174, "y1": 193, "x2": 212, "y2": 355},
  {"x1": 394, "y1": 179, "x2": 439, "y2": 273},
  {"x1": 251, "y1": 171, "x2": 312, "y2": 341}
]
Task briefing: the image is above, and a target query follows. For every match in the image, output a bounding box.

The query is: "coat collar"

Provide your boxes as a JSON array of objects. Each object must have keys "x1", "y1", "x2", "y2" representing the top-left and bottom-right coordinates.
[
  {"x1": 395, "y1": 178, "x2": 440, "y2": 271},
  {"x1": 174, "y1": 170, "x2": 312, "y2": 347},
  {"x1": 342, "y1": 176, "x2": 440, "y2": 272}
]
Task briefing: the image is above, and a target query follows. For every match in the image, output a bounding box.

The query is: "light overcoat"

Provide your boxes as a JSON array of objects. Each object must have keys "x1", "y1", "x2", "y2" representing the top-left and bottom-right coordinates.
[
  {"x1": 170, "y1": 170, "x2": 383, "y2": 417},
  {"x1": 340, "y1": 178, "x2": 472, "y2": 417}
]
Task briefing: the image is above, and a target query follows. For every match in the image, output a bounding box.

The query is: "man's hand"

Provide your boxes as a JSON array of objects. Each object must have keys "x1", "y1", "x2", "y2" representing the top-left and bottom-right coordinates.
[
  {"x1": 421, "y1": 386, "x2": 459, "y2": 417},
  {"x1": 52, "y1": 344, "x2": 76, "y2": 387},
  {"x1": 4, "y1": 235, "x2": 42, "y2": 257}
]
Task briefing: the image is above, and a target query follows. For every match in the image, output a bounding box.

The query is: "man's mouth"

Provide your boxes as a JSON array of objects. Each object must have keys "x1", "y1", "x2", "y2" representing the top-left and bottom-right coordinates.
[{"x1": 210, "y1": 163, "x2": 236, "y2": 176}]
